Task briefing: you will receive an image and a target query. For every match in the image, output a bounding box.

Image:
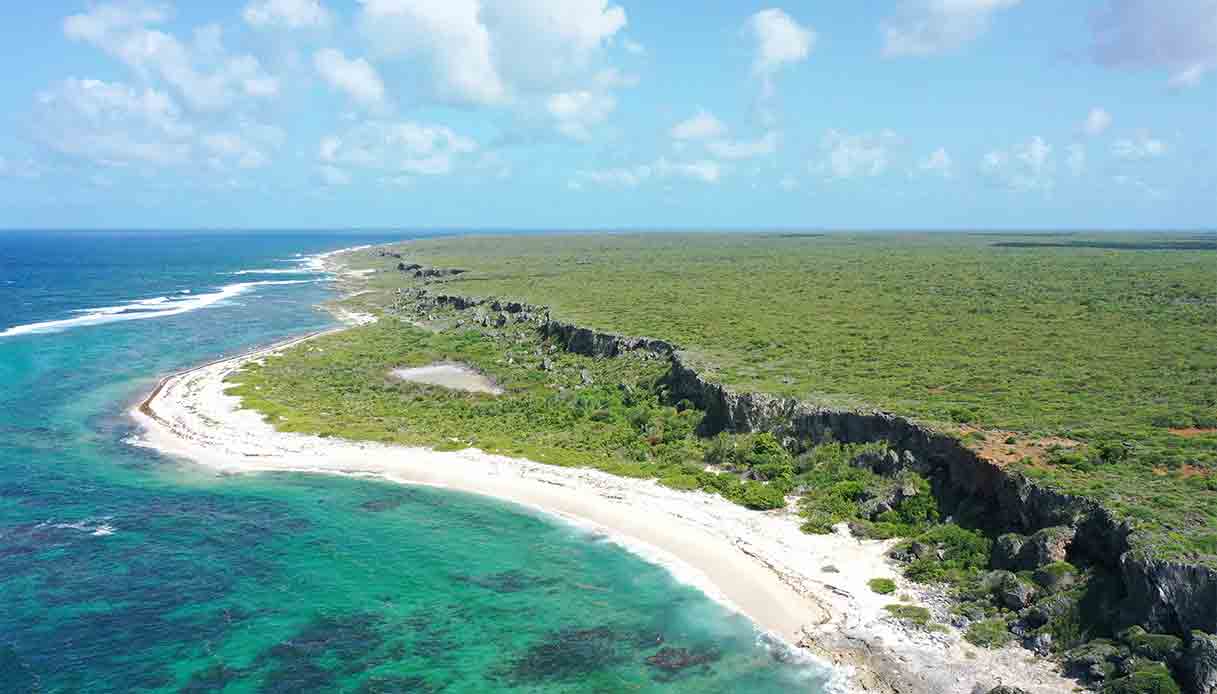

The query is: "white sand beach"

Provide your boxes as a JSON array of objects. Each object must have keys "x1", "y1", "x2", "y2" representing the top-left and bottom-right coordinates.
[{"x1": 130, "y1": 322, "x2": 1080, "y2": 694}]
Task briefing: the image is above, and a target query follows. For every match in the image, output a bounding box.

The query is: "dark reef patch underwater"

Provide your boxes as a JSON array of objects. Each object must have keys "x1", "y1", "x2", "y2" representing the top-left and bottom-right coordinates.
[{"x1": 0, "y1": 231, "x2": 834, "y2": 693}]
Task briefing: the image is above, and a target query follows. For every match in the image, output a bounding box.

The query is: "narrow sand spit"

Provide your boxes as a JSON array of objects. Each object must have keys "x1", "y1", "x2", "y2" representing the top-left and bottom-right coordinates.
[
  {"x1": 391, "y1": 362, "x2": 504, "y2": 395},
  {"x1": 131, "y1": 336, "x2": 1079, "y2": 694}
]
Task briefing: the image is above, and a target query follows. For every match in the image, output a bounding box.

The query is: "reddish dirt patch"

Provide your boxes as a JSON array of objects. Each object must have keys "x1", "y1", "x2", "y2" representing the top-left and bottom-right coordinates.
[
  {"x1": 955, "y1": 425, "x2": 1081, "y2": 467},
  {"x1": 1178, "y1": 464, "x2": 1212, "y2": 479},
  {"x1": 1169, "y1": 427, "x2": 1217, "y2": 438}
]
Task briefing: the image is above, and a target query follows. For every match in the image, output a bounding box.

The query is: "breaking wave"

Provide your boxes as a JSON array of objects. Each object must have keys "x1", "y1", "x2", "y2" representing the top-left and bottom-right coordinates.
[{"x1": 0, "y1": 280, "x2": 315, "y2": 337}]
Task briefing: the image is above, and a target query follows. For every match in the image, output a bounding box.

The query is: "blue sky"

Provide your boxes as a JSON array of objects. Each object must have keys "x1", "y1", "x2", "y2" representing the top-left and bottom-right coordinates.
[{"x1": 0, "y1": 0, "x2": 1214, "y2": 230}]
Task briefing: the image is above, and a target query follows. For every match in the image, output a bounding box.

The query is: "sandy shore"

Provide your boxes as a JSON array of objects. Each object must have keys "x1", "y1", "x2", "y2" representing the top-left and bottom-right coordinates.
[{"x1": 129, "y1": 254, "x2": 1079, "y2": 693}]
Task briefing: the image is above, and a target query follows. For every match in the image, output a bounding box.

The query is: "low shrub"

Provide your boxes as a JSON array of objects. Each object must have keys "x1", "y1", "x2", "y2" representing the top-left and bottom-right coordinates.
[
  {"x1": 965, "y1": 618, "x2": 1013, "y2": 648},
  {"x1": 1100, "y1": 662, "x2": 1181, "y2": 694},
  {"x1": 868, "y1": 578, "x2": 897, "y2": 595},
  {"x1": 884, "y1": 604, "x2": 931, "y2": 627}
]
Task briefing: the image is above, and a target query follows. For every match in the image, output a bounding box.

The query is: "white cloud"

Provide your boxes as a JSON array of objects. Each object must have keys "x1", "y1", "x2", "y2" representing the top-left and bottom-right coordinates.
[
  {"x1": 1067, "y1": 144, "x2": 1086, "y2": 176},
  {"x1": 1091, "y1": 0, "x2": 1217, "y2": 88},
  {"x1": 319, "y1": 164, "x2": 352, "y2": 186},
  {"x1": 573, "y1": 156, "x2": 722, "y2": 187},
  {"x1": 319, "y1": 120, "x2": 478, "y2": 175},
  {"x1": 981, "y1": 135, "x2": 1055, "y2": 191},
  {"x1": 660, "y1": 158, "x2": 721, "y2": 183},
  {"x1": 1083, "y1": 107, "x2": 1112, "y2": 136},
  {"x1": 707, "y1": 132, "x2": 779, "y2": 160},
  {"x1": 817, "y1": 129, "x2": 902, "y2": 180},
  {"x1": 882, "y1": 0, "x2": 1021, "y2": 57},
  {"x1": 623, "y1": 38, "x2": 645, "y2": 55},
  {"x1": 1113, "y1": 132, "x2": 1168, "y2": 159},
  {"x1": 357, "y1": 0, "x2": 627, "y2": 106},
  {"x1": 546, "y1": 90, "x2": 617, "y2": 140},
  {"x1": 201, "y1": 124, "x2": 284, "y2": 169},
  {"x1": 64, "y1": 4, "x2": 279, "y2": 112},
  {"x1": 243, "y1": 0, "x2": 332, "y2": 29},
  {"x1": 32, "y1": 77, "x2": 287, "y2": 174},
  {"x1": 314, "y1": 49, "x2": 386, "y2": 108},
  {"x1": 918, "y1": 147, "x2": 953, "y2": 178},
  {"x1": 575, "y1": 163, "x2": 652, "y2": 187},
  {"x1": 670, "y1": 110, "x2": 727, "y2": 140},
  {"x1": 34, "y1": 78, "x2": 194, "y2": 166},
  {"x1": 748, "y1": 9, "x2": 815, "y2": 76}
]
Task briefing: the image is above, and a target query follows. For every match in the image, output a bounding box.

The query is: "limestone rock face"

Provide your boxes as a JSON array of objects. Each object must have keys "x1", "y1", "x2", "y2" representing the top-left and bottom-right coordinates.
[
  {"x1": 990, "y1": 527, "x2": 1075, "y2": 572},
  {"x1": 992, "y1": 533, "x2": 1027, "y2": 570},
  {"x1": 1184, "y1": 631, "x2": 1217, "y2": 694},
  {"x1": 1120, "y1": 555, "x2": 1217, "y2": 634}
]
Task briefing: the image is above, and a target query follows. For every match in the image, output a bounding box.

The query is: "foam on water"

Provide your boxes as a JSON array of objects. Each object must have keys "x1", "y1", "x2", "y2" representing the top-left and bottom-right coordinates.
[
  {"x1": 227, "y1": 268, "x2": 320, "y2": 276},
  {"x1": 0, "y1": 279, "x2": 316, "y2": 337}
]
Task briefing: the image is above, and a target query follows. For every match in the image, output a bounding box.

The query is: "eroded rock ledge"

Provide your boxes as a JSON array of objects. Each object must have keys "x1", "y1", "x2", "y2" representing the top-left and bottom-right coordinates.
[{"x1": 393, "y1": 285, "x2": 1217, "y2": 646}]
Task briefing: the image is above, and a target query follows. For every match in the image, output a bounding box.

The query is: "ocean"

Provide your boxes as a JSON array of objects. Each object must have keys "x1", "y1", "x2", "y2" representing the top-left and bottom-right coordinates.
[{"x1": 0, "y1": 230, "x2": 836, "y2": 693}]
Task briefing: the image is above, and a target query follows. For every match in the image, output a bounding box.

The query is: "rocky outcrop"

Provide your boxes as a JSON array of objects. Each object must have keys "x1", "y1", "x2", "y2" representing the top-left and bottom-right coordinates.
[
  {"x1": 540, "y1": 320, "x2": 673, "y2": 359},
  {"x1": 1184, "y1": 631, "x2": 1217, "y2": 694},
  {"x1": 1120, "y1": 554, "x2": 1217, "y2": 634}
]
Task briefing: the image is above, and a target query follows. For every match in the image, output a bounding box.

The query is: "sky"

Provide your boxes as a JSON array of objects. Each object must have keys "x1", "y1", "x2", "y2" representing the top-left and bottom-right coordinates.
[{"x1": 0, "y1": 0, "x2": 1214, "y2": 230}]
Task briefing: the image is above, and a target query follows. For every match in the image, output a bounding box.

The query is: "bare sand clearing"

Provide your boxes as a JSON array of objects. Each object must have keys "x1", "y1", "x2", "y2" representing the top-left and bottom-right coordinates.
[
  {"x1": 130, "y1": 329, "x2": 1079, "y2": 694},
  {"x1": 391, "y1": 363, "x2": 503, "y2": 395}
]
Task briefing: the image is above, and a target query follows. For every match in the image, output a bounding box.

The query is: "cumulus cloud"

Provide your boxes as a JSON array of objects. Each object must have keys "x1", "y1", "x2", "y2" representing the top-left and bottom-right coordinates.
[
  {"x1": 882, "y1": 0, "x2": 1021, "y2": 57},
  {"x1": 670, "y1": 110, "x2": 727, "y2": 140},
  {"x1": 817, "y1": 129, "x2": 902, "y2": 180},
  {"x1": 32, "y1": 76, "x2": 287, "y2": 174},
  {"x1": 243, "y1": 0, "x2": 331, "y2": 29},
  {"x1": 981, "y1": 135, "x2": 1055, "y2": 191},
  {"x1": 918, "y1": 147, "x2": 953, "y2": 178},
  {"x1": 1113, "y1": 132, "x2": 1168, "y2": 159},
  {"x1": 357, "y1": 0, "x2": 627, "y2": 106},
  {"x1": 64, "y1": 3, "x2": 279, "y2": 112},
  {"x1": 314, "y1": 49, "x2": 386, "y2": 108},
  {"x1": 1083, "y1": 107, "x2": 1112, "y2": 136},
  {"x1": 707, "y1": 132, "x2": 779, "y2": 160},
  {"x1": 1091, "y1": 0, "x2": 1217, "y2": 88},
  {"x1": 201, "y1": 124, "x2": 285, "y2": 170},
  {"x1": 546, "y1": 90, "x2": 617, "y2": 140},
  {"x1": 319, "y1": 120, "x2": 478, "y2": 175},
  {"x1": 34, "y1": 78, "x2": 194, "y2": 166},
  {"x1": 573, "y1": 157, "x2": 722, "y2": 187},
  {"x1": 747, "y1": 8, "x2": 815, "y2": 97}
]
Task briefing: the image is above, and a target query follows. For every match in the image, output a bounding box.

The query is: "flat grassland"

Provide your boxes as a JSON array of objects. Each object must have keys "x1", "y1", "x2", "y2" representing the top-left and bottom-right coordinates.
[{"x1": 342, "y1": 232, "x2": 1217, "y2": 562}]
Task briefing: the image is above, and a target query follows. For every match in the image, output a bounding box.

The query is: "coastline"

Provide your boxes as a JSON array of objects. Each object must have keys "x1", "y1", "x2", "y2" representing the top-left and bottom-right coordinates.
[{"x1": 128, "y1": 249, "x2": 1081, "y2": 694}]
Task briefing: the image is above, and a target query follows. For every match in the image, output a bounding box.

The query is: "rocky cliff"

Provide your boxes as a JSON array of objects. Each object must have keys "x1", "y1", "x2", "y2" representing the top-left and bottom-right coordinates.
[{"x1": 394, "y1": 284, "x2": 1217, "y2": 639}]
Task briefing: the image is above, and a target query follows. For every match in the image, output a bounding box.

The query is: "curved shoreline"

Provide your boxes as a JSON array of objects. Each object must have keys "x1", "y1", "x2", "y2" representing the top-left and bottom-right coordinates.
[{"x1": 129, "y1": 319, "x2": 1081, "y2": 694}]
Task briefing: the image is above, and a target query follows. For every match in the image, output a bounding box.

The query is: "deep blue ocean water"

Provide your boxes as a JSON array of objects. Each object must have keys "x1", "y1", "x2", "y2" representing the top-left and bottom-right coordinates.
[{"x1": 0, "y1": 231, "x2": 835, "y2": 693}]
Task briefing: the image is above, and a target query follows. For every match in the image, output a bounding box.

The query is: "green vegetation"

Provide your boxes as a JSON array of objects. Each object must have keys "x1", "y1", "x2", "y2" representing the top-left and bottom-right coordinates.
[
  {"x1": 1100, "y1": 662, "x2": 1182, "y2": 694},
  {"x1": 964, "y1": 618, "x2": 1014, "y2": 648},
  {"x1": 883, "y1": 604, "x2": 932, "y2": 628},
  {"x1": 347, "y1": 232, "x2": 1217, "y2": 563},
  {"x1": 227, "y1": 319, "x2": 806, "y2": 512},
  {"x1": 867, "y1": 578, "x2": 897, "y2": 595}
]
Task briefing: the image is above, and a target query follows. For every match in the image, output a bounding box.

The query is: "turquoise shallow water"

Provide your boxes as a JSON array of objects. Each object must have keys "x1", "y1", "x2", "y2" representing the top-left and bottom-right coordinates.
[{"x1": 0, "y1": 231, "x2": 836, "y2": 693}]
